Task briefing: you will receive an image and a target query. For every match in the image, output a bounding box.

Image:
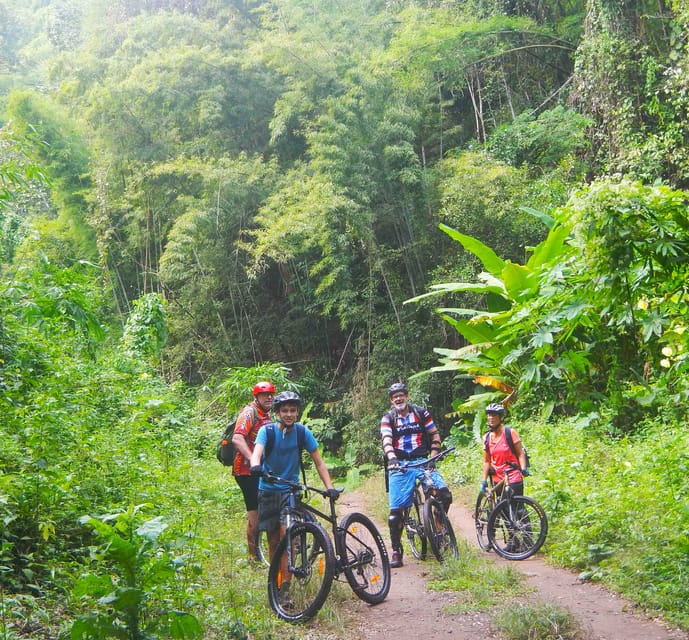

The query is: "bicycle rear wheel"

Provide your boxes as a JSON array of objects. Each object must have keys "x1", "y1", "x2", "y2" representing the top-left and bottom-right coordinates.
[
  {"x1": 487, "y1": 495, "x2": 548, "y2": 560},
  {"x1": 338, "y1": 512, "x2": 391, "y2": 604},
  {"x1": 474, "y1": 492, "x2": 492, "y2": 551},
  {"x1": 267, "y1": 521, "x2": 335, "y2": 622},
  {"x1": 405, "y1": 486, "x2": 427, "y2": 560},
  {"x1": 423, "y1": 496, "x2": 458, "y2": 562},
  {"x1": 255, "y1": 529, "x2": 270, "y2": 565}
]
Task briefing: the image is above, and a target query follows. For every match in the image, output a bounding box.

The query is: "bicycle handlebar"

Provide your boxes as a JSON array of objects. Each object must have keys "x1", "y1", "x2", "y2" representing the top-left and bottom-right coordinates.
[
  {"x1": 400, "y1": 447, "x2": 455, "y2": 470},
  {"x1": 261, "y1": 471, "x2": 343, "y2": 500}
]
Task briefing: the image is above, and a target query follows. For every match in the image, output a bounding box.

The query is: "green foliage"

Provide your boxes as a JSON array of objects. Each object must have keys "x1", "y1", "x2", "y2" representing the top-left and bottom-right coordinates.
[
  {"x1": 492, "y1": 602, "x2": 580, "y2": 640},
  {"x1": 122, "y1": 293, "x2": 167, "y2": 363},
  {"x1": 72, "y1": 506, "x2": 202, "y2": 640},
  {"x1": 487, "y1": 105, "x2": 592, "y2": 172},
  {"x1": 413, "y1": 178, "x2": 689, "y2": 426}
]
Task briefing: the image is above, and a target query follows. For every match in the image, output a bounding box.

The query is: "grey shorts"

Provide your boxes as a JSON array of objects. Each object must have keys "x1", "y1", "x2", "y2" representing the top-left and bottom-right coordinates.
[{"x1": 258, "y1": 490, "x2": 301, "y2": 532}]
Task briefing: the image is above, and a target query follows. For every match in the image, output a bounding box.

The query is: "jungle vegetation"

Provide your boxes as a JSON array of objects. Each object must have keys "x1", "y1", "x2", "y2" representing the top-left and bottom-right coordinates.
[{"x1": 1, "y1": 0, "x2": 689, "y2": 637}]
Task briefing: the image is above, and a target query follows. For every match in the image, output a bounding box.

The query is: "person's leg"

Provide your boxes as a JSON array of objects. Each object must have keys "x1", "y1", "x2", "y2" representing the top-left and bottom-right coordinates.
[
  {"x1": 388, "y1": 509, "x2": 404, "y2": 567},
  {"x1": 246, "y1": 509, "x2": 259, "y2": 558},
  {"x1": 387, "y1": 466, "x2": 414, "y2": 567},
  {"x1": 237, "y1": 475, "x2": 261, "y2": 560}
]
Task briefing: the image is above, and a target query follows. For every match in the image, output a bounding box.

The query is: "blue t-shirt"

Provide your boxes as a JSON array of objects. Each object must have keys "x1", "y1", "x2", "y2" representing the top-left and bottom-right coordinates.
[{"x1": 256, "y1": 422, "x2": 318, "y2": 491}]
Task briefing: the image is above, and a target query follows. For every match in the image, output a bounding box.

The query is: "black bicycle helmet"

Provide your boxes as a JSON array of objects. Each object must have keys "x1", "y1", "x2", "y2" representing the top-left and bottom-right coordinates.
[
  {"x1": 485, "y1": 402, "x2": 505, "y2": 414},
  {"x1": 272, "y1": 390, "x2": 302, "y2": 410},
  {"x1": 388, "y1": 382, "x2": 408, "y2": 397}
]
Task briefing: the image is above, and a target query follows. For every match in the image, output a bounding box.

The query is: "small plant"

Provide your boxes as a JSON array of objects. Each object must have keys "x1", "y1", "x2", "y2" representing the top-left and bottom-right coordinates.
[
  {"x1": 428, "y1": 540, "x2": 530, "y2": 611},
  {"x1": 492, "y1": 601, "x2": 582, "y2": 640},
  {"x1": 71, "y1": 504, "x2": 202, "y2": 640}
]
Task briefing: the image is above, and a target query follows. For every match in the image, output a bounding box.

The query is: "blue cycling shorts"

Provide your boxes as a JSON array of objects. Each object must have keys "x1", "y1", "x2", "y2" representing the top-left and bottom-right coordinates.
[{"x1": 387, "y1": 460, "x2": 447, "y2": 511}]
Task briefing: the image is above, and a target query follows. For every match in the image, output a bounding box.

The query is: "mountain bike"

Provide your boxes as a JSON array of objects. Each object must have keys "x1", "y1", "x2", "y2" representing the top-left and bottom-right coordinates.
[
  {"x1": 261, "y1": 473, "x2": 391, "y2": 623},
  {"x1": 401, "y1": 448, "x2": 458, "y2": 562},
  {"x1": 474, "y1": 461, "x2": 548, "y2": 560}
]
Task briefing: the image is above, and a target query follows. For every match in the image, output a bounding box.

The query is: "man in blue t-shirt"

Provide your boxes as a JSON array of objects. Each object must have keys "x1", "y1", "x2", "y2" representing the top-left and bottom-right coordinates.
[{"x1": 250, "y1": 391, "x2": 337, "y2": 600}]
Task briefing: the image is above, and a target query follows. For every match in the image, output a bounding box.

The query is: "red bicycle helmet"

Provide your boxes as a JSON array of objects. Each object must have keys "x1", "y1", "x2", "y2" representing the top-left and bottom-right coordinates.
[{"x1": 253, "y1": 381, "x2": 276, "y2": 396}]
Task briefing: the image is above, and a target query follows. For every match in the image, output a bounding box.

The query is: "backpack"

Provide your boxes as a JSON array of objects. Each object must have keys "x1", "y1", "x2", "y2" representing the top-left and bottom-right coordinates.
[
  {"x1": 216, "y1": 406, "x2": 258, "y2": 466},
  {"x1": 484, "y1": 426, "x2": 530, "y2": 471}
]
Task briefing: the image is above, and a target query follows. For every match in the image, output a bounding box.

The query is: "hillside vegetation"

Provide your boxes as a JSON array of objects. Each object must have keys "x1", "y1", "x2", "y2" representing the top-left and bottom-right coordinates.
[{"x1": 1, "y1": 0, "x2": 689, "y2": 637}]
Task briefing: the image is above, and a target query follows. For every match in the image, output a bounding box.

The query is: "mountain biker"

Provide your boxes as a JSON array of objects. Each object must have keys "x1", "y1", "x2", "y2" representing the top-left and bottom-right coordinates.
[
  {"x1": 380, "y1": 382, "x2": 452, "y2": 568},
  {"x1": 249, "y1": 391, "x2": 338, "y2": 603},
  {"x1": 481, "y1": 402, "x2": 529, "y2": 496},
  {"x1": 231, "y1": 381, "x2": 275, "y2": 562}
]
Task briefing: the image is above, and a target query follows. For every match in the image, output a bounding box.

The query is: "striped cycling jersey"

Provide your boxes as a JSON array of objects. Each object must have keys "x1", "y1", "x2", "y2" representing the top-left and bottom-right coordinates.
[{"x1": 381, "y1": 404, "x2": 434, "y2": 459}]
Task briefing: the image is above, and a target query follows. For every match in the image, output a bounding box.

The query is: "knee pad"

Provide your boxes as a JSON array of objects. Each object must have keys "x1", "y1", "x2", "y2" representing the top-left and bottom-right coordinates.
[
  {"x1": 388, "y1": 511, "x2": 403, "y2": 531},
  {"x1": 437, "y1": 487, "x2": 453, "y2": 509}
]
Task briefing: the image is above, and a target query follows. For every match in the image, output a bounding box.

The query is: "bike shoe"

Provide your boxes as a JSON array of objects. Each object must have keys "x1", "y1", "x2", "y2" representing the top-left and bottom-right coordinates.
[{"x1": 390, "y1": 550, "x2": 403, "y2": 568}]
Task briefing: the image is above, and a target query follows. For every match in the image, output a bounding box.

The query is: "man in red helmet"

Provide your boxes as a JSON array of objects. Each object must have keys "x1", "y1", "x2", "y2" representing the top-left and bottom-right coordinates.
[{"x1": 231, "y1": 381, "x2": 275, "y2": 561}]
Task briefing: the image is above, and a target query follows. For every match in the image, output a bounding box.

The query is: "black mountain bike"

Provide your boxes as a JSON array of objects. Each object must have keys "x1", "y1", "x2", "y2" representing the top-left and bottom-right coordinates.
[
  {"x1": 262, "y1": 473, "x2": 391, "y2": 623},
  {"x1": 474, "y1": 461, "x2": 548, "y2": 560},
  {"x1": 400, "y1": 448, "x2": 458, "y2": 562}
]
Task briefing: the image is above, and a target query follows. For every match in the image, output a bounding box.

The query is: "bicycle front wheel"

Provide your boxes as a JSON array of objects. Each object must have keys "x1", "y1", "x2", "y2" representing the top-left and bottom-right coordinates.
[
  {"x1": 487, "y1": 495, "x2": 548, "y2": 560},
  {"x1": 423, "y1": 496, "x2": 458, "y2": 562},
  {"x1": 338, "y1": 512, "x2": 391, "y2": 604},
  {"x1": 474, "y1": 492, "x2": 492, "y2": 551},
  {"x1": 267, "y1": 521, "x2": 335, "y2": 622},
  {"x1": 406, "y1": 486, "x2": 427, "y2": 560}
]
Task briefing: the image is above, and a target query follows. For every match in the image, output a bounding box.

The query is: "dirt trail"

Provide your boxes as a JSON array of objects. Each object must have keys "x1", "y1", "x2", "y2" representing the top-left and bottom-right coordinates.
[{"x1": 336, "y1": 489, "x2": 688, "y2": 640}]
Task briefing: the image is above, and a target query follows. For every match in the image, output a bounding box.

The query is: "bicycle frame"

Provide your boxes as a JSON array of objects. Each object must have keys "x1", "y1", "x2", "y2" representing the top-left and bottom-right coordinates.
[{"x1": 262, "y1": 472, "x2": 391, "y2": 622}]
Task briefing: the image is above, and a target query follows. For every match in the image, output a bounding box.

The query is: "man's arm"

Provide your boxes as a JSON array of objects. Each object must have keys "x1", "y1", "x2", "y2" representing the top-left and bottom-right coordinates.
[{"x1": 380, "y1": 414, "x2": 397, "y2": 463}]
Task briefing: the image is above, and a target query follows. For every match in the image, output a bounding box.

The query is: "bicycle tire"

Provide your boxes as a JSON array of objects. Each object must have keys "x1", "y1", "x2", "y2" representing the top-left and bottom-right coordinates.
[
  {"x1": 338, "y1": 512, "x2": 391, "y2": 604},
  {"x1": 255, "y1": 529, "x2": 270, "y2": 566},
  {"x1": 474, "y1": 492, "x2": 492, "y2": 552},
  {"x1": 267, "y1": 520, "x2": 335, "y2": 622},
  {"x1": 487, "y1": 495, "x2": 548, "y2": 561},
  {"x1": 423, "y1": 495, "x2": 458, "y2": 562},
  {"x1": 406, "y1": 486, "x2": 427, "y2": 560}
]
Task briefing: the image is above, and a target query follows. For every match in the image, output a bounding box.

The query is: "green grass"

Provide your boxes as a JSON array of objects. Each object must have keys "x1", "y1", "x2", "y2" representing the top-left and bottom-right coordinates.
[
  {"x1": 492, "y1": 602, "x2": 583, "y2": 640},
  {"x1": 428, "y1": 540, "x2": 532, "y2": 612}
]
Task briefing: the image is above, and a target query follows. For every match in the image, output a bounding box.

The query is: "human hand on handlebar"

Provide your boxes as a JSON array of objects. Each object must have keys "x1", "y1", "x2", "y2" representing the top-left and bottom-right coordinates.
[
  {"x1": 325, "y1": 488, "x2": 340, "y2": 501},
  {"x1": 387, "y1": 456, "x2": 400, "y2": 471},
  {"x1": 250, "y1": 465, "x2": 263, "y2": 476},
  {"x1": 521, "y1": 468, "x2": 530, "y2": 476},
  {"x1": 480, "y1": 480, "x2": 488, "y2": 493}
]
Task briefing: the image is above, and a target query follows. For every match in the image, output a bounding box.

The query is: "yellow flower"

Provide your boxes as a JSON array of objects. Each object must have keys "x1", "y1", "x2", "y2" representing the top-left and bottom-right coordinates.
[
  {"x1": 660, "y1": 358, "x2": 671, "y2": 368},
  {"x1": 661, "y1": 346, "x2": 674, "y2": 357},
  {"x1": 636, "y1": 299, "x2": 649, "y2": 310}
]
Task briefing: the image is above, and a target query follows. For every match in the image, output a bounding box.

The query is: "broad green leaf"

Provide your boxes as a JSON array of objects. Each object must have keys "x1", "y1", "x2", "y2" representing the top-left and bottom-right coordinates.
[
  {"x1": 439, "y1": 224, "x2": 506, "y2": 276},
  {"x1": 520, "y1": 205, "x2": 555, "y2": 228},
  {"x1": 501, "y1": 262, "x2": 537, "y2": 299},
  {"x1": 136, "y1": 516, "x2": 168, "y2": 542},
  {"x1": 405, "y1": 281, "x2": 504, "y2": 304},
  {"x1": 527, "y1": 223, "x2": 572, "y2": 270}
]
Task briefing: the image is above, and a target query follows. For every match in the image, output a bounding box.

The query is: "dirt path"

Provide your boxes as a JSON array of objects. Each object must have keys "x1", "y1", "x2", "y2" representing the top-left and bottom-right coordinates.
[{"x1": 336, "y1": 489, "x2": 688, "y2": 640}]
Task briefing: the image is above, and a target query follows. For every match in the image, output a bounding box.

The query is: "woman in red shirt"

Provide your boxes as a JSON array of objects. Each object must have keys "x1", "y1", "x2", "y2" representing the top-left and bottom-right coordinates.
[{"x1": 481, "y1": 403, "x2": 528, "y2": 496}]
